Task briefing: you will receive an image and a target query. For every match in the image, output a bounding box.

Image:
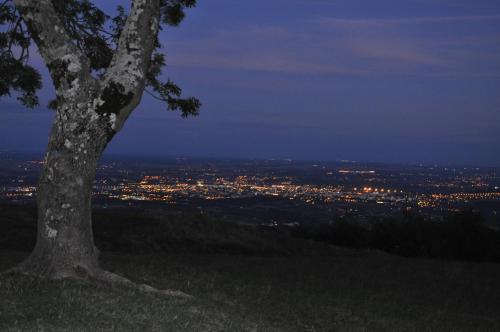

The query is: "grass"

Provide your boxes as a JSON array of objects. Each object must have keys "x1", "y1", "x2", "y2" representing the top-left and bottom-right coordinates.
[
  {"x1": 0, "y1": 256, "x2": 257, "y2": 331},
  {"x1": 1, "y1": 204, "x2": 500, "y2": 331}
]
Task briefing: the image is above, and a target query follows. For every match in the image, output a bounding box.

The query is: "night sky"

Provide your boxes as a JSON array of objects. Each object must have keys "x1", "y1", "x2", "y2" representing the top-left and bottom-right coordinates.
[{"x1": 1, "y1": 0, "x2": 500, "y2": 165}]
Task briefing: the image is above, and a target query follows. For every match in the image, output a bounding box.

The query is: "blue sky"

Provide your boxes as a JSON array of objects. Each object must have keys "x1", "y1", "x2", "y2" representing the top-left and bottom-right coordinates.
[{"x1": 1, "y1": 0, "x2": 500, "y2": 165}]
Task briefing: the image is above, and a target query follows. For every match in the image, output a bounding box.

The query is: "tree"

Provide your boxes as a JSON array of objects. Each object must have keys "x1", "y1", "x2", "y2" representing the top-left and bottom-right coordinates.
[{"x1": 0, "y1": 0, "x2": 200, "y2": 287}]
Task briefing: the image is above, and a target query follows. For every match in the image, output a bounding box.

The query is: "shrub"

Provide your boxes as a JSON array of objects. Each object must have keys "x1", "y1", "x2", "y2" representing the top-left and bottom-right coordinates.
[{"x1": 293, "y1": 211, "x2": 500, "y2": 263}]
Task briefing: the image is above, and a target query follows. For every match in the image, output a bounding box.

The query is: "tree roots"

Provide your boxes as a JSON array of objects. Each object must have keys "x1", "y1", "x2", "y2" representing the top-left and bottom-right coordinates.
[
  {"x1": 93, "y1": 269, "x2": 193, "y2": 299},
  {"x1": 1, "y1": 263, "x2": 193, "y2": 299}
]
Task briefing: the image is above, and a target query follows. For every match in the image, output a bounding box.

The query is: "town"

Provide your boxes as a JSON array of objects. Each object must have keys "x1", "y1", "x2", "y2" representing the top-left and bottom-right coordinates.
[{"x1": 1, "y1": 152, "x2": 499, "y2": 226}]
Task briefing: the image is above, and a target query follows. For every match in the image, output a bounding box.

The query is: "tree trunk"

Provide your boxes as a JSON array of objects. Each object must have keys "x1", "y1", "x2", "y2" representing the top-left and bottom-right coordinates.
[
  {"x1": 11, "y1": 0, "x2": 162, "y2": 281},
  {"x1": 17, "y1": 108, "x2": 109, "y2": 279}
]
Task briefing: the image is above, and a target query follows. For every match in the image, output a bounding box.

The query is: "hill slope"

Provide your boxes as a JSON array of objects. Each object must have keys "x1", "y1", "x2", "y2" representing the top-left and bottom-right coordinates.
[{"x1": 1, "y1": 204, "x2": 500, "y2": 331}]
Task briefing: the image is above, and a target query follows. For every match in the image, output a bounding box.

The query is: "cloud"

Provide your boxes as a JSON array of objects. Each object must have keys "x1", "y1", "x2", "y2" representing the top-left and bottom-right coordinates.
[
  {"x1": 317, "y1": 15, "x2": 500, "y2": 28},
  {"x1": 343, "y1": 38, "x2": 444, "y2": 66},
  {"x1": 167, "y1": 24, "x2": 448, "y2": 76},
  {"x1": 313, "y1": 14, "x2": 500, "y2": 73},
  {"x1": 163, "y1": 11, "x2": 500, "y2": 79},
  {"x1": 169, "y1": 53, "x2": 362, "y2": 75},
  {"x1": 165, "y1": 25, "x2": 363, "y2": 75}
]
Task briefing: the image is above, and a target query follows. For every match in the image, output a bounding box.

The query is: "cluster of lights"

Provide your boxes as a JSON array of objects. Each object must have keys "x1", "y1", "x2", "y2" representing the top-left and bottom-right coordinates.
[
  {"x1": 353, "y1": 187, "x2": 402, "y2": 194},
  {"x1": 338, "y1": 170, "x2": 376, "y2": 174}
]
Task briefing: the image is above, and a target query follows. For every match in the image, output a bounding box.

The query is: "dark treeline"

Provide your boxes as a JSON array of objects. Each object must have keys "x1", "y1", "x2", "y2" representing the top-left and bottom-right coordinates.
[{"x1": 292, "y1": 211, "x2": 500, "y2": 262}]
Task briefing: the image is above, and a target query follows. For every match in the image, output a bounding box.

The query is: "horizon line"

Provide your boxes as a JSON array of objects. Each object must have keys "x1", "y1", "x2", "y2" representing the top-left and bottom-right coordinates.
[{"x1": 1, "y1": 149, "x2": 499, "y2": 169}]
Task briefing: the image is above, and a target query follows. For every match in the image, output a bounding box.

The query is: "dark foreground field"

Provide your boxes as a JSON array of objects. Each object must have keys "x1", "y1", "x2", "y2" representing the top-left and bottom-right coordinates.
[{"x1": 1, "y1": 204, "x2": 500, "y2": 331}]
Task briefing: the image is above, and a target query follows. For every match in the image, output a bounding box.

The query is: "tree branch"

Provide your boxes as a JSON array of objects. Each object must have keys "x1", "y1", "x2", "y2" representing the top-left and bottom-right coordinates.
[
  {"x1": 12, "y1": 0, "x2": 93, "y2": 96},
  {"x1": 100, "y1": 0, "x2": 161, "y2": 131},
  {"x1": 145, "y1": 88, "x2": 166, "y2": 102}
]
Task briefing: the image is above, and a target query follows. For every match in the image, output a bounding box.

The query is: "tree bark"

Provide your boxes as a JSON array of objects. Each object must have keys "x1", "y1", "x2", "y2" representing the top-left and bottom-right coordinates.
[{"x1": 17, "y1": 104, "x2": 111, "y2": 278}]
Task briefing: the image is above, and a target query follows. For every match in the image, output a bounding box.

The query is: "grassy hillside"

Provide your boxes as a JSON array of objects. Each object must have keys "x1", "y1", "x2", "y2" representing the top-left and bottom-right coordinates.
[{"x1": 1, "y1": 204, "x2": 500, "y2": 331}]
